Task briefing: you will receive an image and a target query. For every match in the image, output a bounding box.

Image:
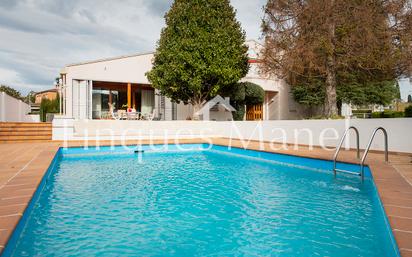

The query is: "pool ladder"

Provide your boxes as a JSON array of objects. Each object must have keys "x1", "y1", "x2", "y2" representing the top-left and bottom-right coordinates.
[{"x1": 333, "y1": 126, "x2": 388, "y2": 181}]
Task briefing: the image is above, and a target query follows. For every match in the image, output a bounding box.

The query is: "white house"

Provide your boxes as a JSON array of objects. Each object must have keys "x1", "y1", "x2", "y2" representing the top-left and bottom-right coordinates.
[{"x1": 58, "y1": 40, "x2": 303, "y2": 121}]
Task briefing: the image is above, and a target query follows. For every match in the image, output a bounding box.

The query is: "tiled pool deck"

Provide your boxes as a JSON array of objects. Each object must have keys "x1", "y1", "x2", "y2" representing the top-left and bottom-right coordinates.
[{"x1": 0, "y1": 139, "x2": 411, "y2": 256}]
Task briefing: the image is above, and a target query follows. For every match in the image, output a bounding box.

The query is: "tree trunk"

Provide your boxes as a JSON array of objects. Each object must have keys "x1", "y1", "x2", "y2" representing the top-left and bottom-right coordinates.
[
  {"x1": 324, "y1": 7, "x2": 338, "y2": 118},
  {"x1": 192, "y1": 98, "x2": 204, "y2": 120},
  {"x1": 324, "y1": 61, "x2": 338, "y2": 117}
]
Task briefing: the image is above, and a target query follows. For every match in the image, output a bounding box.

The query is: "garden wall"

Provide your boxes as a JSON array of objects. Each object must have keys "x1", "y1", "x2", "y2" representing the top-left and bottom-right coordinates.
[
  {"x1": 0, "y1": 92, "x2": 38, "y2": 122},
  {"x1": 215, "y1": 119, "x2": 412, "y2": 153},
  {"x1": 53, "y1": 117, "x2": 412, "y2": 153}
]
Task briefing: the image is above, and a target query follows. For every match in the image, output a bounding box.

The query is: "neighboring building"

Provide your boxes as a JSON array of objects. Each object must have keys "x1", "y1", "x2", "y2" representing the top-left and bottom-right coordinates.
[
  {"x1": 59, "y1": 40, "x2": 303, "y2": 121},
  {"x1": 34, "y1": 88, "x2": 58, "y2": 104},
  {"x1": 399, "y1": 77, "x2": 412, "y2": 103}
]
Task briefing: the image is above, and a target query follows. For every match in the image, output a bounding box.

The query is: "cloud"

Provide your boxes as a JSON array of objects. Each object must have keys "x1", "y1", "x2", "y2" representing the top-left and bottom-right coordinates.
[
  {"x1": 0, "y1": 0, "x2": 265, "y2": 94},
  {"x1": 146, "y1": 0, "x2": 173, "y2": 16},
  {"x1": 0, "y1": 0, "x2": 18, "y2": 9},
  {"x1": 0, "y1": 67, "x2": 20, "y2": 84},
  {"x1": 232, "y1": 0, "x2": 266, "y2": 40}
]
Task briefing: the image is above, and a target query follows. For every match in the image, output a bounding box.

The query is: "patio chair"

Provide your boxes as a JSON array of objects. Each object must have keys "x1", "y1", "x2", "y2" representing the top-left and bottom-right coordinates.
[
  {"x1": 117, "y1": 110, "x2": 127, "y2": 120},
  {"x1": 127, "y1": 112, "x2": 138, "y2": 120},
  {"x1": 110, "y1": 110, "x2": 120, "y2": 120},
  {"x1": 107, "y1": 103, "x2": 120, "y2": 120},
  {"x1": 143, "y1": 109, "x2": 157, "y2": 121}
]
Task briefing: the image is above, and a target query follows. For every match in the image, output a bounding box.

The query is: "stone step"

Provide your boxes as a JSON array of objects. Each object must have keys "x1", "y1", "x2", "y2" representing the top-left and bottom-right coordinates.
[
  {"x1": 0, "y1": 139, "x2": 54, "y2": 144},
  {"x1": 0, "y1": 122, "x2": 53, "y2": 142},
  {"x1": 0, "y1": 127, "x2": 52, "y2": 132},
  {"x1": 0, "y1": 135, "x2": 52, "y2": 140},
  {"x1": 0, "y1": 131, "x2": 52, "y2": 136},
  {"x1": 0, "y1": 122, "x2": 52, "y2": 128}
]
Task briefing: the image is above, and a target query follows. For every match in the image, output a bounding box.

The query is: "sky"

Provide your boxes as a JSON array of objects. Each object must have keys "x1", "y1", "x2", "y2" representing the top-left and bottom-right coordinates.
[{"x1": 0, "y1": 0, "x2": 266, "y2": 94}]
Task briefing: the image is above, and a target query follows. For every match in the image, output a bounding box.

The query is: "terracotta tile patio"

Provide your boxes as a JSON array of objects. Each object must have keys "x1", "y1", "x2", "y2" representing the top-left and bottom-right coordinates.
[{"x1": 0, "y1": 139, "x2": 411, "y2": 255}]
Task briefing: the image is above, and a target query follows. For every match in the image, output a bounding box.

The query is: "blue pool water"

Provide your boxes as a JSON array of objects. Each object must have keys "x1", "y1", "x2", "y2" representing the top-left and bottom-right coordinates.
[{"x1": 4, "y1": 144, "x2": 398, "y2": 256}]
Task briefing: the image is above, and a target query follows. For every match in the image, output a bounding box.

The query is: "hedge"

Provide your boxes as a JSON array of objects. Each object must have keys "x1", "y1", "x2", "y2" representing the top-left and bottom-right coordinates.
[
  {"x1": 405, "y1": 105, "x2": 412, "y2": 117},
  {"x1": 244, "y1": 82, "x2": 265, "y2": 105},
  {"x1": 371, "y1": 110, "x2": 404, "y2": 118},
  {"x1": 222, "y1": 82, "x2": 264, "y2": 120},
  {"x1": 39, "y1": 97, "x2": 59, "y2": 122}
]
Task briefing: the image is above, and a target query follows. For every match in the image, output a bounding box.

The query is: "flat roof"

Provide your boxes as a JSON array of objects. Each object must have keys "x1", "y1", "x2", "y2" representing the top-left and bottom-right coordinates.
[
  {"x1": 35, "y1": 88, "x2": 58, "y2": 95},
  {"x1": 63, "y1": 39, "x2": 262, "y2": 71},
  {"x1": 66, "y1": 51, "x2": 154, "y2": 68}
]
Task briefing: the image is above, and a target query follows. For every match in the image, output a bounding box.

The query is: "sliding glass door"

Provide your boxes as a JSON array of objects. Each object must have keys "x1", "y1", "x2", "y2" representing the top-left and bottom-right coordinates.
[
  {"x1": 141, "y1": 89, "x2": 155, "y2": 114},
  {"x1": 72, "y1": 80, "x2": 91, "y2": 119},
  {"x1": 91, "y1": 82, "x2": 155, "y2": 119}
]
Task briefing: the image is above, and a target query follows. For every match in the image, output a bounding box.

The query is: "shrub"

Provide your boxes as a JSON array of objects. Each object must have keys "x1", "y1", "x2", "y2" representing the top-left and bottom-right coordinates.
[
  {"x1": 244, "y1": 82, "x2": 265, "y2": 105},
  {"x1": 221, "y1": 82, "x2": 264, "y2": 120},
  {"x1": 39, "y1": 96, "x2": 59, "y2": 122},
  {"x1": 351, "y1": 109, "x2": 372, "y2": 114},
  {"x1": 232, "y1": 102, "x2": 245, "y2": 120},
  {"x1": 230, "y1": 83, "x2": 246, "y2": 102},
  {"x1": 405, "y1": 105, "x2": 412, "y2": 117},
  {"x1": 371, "y1": 110, "x2": 404, "y2": 118},
  {"x1": 371, "y1": 112, "x2": 382, "y2": 118},
  {"x1": 307, "y1": 114, "x2": 344, "y2": 120}
]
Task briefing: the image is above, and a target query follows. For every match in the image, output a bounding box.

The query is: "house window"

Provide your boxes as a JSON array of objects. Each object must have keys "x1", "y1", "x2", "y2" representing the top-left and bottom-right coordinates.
[{"x1": 92, "y1": 88, "x2": 120, "y2": 119}]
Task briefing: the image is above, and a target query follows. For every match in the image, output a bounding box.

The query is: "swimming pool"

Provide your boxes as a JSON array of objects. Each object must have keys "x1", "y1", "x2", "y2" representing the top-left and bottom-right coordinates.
[{"x1": 3, "y1": 144, "x2": 399, "y2": 256}]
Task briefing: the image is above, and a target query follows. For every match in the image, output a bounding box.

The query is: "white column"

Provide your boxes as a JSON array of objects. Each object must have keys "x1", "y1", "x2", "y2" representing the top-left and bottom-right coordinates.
[
  {"x1": 59, "y1": 83, "x2": 62, "y2": 115},
  {"x1": 89, "y1": 80, "x2": 93, "y2": 119},
  {"x1": 1, "y1": 92, "x2": 5, "y2": 122},
  {"x1": 264, "y1": 93, "x2": 269, "y2": 120},
  {"x1": 63, "y1": 75, "x2": 66, "y2": 116},
  {"x1": 18, "y1": 100, "x2": 22, "y2": 122}
]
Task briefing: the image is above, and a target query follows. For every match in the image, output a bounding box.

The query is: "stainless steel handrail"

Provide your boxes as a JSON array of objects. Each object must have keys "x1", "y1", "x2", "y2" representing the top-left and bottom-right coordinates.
[
  {"x1": 333, "y1": 126, "x2": 360, "y2": 178},
  {"x1": 360, "y1": 127, "x2": 388, "y2": 181}
]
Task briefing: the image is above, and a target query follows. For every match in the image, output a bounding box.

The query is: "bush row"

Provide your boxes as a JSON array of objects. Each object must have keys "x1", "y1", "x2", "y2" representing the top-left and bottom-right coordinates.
[{"x1": 371, "y1": 106, "x2": 412, "y2": 118}]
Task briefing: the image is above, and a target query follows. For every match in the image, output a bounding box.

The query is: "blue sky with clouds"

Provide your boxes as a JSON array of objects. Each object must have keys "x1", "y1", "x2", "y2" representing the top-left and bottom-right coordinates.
[{"x1": 0, "y1": 0, "x2": 266, "y2": 94}]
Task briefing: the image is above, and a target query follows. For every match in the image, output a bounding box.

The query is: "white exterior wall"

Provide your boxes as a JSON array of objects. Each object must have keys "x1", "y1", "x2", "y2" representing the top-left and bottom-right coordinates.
[
  {"x1": 0, "y1": 92, "x2": 38, "y2": 122},
  {"x1": 53, "y1": 117, "x2": 412, "y2": 153},
  {"x1": 61, "y1": 42, "x2": 303, "y2": 121},
  {"x1": 177, "y1": 103, "x2": 191, "y2": 120},
  {"x1": 63, "y1": 53, "x2": 154, "y2": 119},
  {"x1": 243, "y1": 40, "x2": 303, "y2": 120},
  {"x1": 65, "y1": 53, "x2": 153, "y2": 84},
  {"x1": 277, "y1": 80, "x2": 304, "y2": 120},
  {"x1": 242, "y1": 73, "x2": 302, "y2": 120}
]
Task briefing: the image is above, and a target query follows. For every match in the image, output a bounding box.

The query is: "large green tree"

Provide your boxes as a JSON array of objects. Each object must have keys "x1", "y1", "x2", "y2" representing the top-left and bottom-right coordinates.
[
  {"x1": 147, "y1": 0, "x2": 249, "y2": 118},
  {"x1": 261, "y1": 0, "x2": 412, "y2": 117}
]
